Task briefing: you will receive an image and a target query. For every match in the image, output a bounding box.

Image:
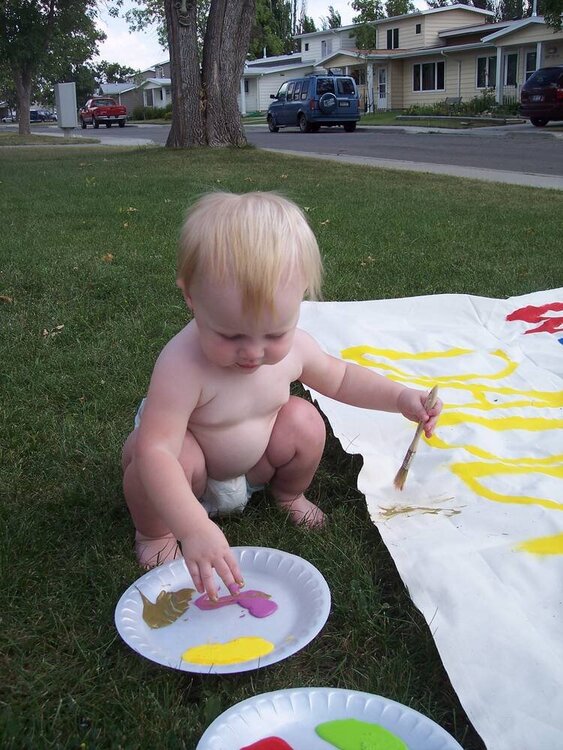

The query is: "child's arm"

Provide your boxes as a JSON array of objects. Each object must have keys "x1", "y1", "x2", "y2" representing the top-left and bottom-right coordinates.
[
  {"x1": 134, "y1": 354, "x2": 242, "y2": 600},
  {"x1": 296, "y1": 330, "x2": 441, "y2": 437}
]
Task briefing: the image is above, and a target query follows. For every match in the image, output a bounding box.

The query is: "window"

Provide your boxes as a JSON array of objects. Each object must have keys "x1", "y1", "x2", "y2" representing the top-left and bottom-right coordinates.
[
  {"x1": 504, "y1": 53, "x2": 517, "y2": 86},
  {"x1": 415, "y1": 23, "x2": 421, "y2": 34},
  {"x1": 337, "y1": 78, "x2": 356, "y2": 95},
  {"x1": 293, "y1": 81, "x2": 301, "y2": 100},
  {"x1": 286, "y1": 82, "x2": 295, "y2": 99},
  {"x1": 386, "y1": 28, "x2": 399, "y2": 49},
  {"x1": 477, "y1": 56, "x2": 496, "y2": 88},
  {"x1": 316, "y1": 78, "x2": 335, "y2": 95},
  {"x1": 244, "y1": 80, "x2": 249, "y2": 93},
  {"x1": 300, "y1": 80, "x2": 309, "y2": 100},
  {"x1": 525, "y1": 51, "x2": 537, "y2": 80},
  {"x1": 304, "y1": 43, "x2": 309, "y2": 51},
  {"x1": 276, "y1": 82, "x2": 288, "y2": 100},
  {"x1": 413, "y1": 61, "x2": 444, "y2": 91},
  {"x1": 321, "y1": 39, "x2": 332, "y2": 56}
]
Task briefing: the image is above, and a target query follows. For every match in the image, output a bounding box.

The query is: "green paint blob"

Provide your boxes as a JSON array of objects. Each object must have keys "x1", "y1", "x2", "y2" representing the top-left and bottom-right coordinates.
[{"x1": 315, "y1": 718, "x2": 408, "y2": 750}]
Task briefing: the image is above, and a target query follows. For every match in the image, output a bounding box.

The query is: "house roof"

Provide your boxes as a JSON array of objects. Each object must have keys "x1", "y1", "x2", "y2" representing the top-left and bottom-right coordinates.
[
  {"x1": 318, "y1": 39, "x2": 496, "y2": 66},
  {"x1": 439, "y1": 21, "x2": 510, "y2": 39},
  {"x1": 100, "y1": 83, "x2": 135, "y2": 95},
  {"x1": 137, "y1": 78, "x2": 171, "y2": 88},
  {"x1": 481, "y1": 16, "x2": 546, "y2": 42},
  {"x1": 294, "y1": 4, "x2": 494, "y2": 39},
  {"x1": 243, "y1": 62, "x2": 313, "y2": 78}
]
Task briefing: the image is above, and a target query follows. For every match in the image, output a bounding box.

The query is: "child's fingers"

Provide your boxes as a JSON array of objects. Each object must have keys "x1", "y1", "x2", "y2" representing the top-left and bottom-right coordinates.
[
  {"x1": 214, "y1": 556, "x2": 243, "y2": 596},
  {"x1": 185, "y1": 558, "x2": 216, "y2": 599}
]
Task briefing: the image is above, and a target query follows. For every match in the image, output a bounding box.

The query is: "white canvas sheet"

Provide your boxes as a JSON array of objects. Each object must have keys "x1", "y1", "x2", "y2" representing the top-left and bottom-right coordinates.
[{"x1": 299, "y1": 289, "x2": 563, "y2": 750}]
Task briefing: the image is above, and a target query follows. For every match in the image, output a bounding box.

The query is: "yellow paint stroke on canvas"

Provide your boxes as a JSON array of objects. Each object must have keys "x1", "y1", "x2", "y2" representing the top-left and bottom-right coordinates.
[{"x1": 341, "y1": 344, "x2": 563, "y2": 553}]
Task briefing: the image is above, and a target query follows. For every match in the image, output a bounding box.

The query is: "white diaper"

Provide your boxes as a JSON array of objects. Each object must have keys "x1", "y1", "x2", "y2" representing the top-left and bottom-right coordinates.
[{"x1": 133, "y1": 399, "x2": 263, "y2": 516}]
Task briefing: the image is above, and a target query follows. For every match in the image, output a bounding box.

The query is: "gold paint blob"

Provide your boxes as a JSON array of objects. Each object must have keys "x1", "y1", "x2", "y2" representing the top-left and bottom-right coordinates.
[
  {"x1": 140, "y1": 587, "x2": 195, "y2": 628},
  {"x1": 182, "y1": 636, "x2": 274, "y2": 665}
]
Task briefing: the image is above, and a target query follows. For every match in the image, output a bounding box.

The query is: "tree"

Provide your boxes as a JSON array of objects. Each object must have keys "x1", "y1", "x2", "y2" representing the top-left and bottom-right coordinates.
[
  {"x1": 93, "y1": 61, "x2": 138, "y2": 84},
  {"x1": 350, "y1": 0, "x2": 384, "y2": 49},
  {"x1": 320, "y1": 5, "x2": 342, "y2": 29},
  {"x1": 249, "y1": 0, "x2": 293, "y2": 57},
  {"x1": 299, "y1": 14, "x2": 317, "y2": 33},
  {"x1": 164, "y1": 0, "x2": 256, "y2": 148},
  {"x1": 0, "y1": 1, "x2": 104, "y2": 135},
  {"x1": 385, "y1": 0, "x2": 415, "y2": 16},
  {"x1": 541, "y1": 0, "x2": 563, "y2": 30},
  {"x1": 497, "y1": 0, "x2": 526, "y2": 18}
]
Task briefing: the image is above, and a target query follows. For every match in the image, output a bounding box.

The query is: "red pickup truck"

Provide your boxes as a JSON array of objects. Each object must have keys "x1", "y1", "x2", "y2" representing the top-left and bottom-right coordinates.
[{"x1": 79, "y1": 97, "x2": 127, "y2": 129}]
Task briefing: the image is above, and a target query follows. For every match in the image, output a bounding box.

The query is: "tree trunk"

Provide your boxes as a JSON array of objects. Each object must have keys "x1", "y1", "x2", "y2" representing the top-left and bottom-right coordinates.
[
  {"x1": 165, "y1": 0, "x2": 256, "y2": 148},
  {"x1": 165, "y1": 0, "x2": 205, "y2": 147},
  {"x1": 13, "y1": 67, "x2": 32, "y2": 136}
]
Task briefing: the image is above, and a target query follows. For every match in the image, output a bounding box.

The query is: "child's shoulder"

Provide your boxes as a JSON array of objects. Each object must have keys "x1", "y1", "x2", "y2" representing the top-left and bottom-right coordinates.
[{"x1": 154, "y1": 321, "x2": 201, "y2": 371}]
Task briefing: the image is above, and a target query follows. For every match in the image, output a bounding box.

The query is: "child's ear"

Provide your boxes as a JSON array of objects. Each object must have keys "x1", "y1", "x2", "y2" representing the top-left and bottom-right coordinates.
[{"x1": 176, "y1": 279, "x2": 193, "y2": 310}]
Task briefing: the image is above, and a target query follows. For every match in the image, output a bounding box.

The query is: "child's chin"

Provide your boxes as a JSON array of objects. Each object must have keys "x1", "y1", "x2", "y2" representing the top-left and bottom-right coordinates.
[{"x1": 235, "y1": 363, "x2": 261, "y2": 372}]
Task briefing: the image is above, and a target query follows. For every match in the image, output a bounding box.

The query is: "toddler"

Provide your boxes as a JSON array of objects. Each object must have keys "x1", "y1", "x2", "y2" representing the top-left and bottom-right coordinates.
[{"x1": 122, "y1": 191, "x2": 442, "y2": 600}]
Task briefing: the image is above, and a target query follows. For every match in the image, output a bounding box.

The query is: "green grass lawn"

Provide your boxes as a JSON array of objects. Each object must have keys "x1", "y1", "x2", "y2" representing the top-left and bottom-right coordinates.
[
  {"x1": 1, "y1": 144, "x2": 561, "y2": 750},
  {"x1": 0, "y1": 132, "x2": 100, "y2": 146}
]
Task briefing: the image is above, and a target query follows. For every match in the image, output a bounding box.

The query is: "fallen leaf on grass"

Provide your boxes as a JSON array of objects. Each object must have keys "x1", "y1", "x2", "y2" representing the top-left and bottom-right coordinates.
[
  {"x1": 41, "y1": 324, "x2": 65, "y2": 338},
  {"x1": 0, "y1": 295, "x2": 13, "y2": 304},
  {"x1": 320, "y1": 219, "x2": 330, "y2": 226},
  {"x1": 102, "y1": 253, "x2": 114, "y2": 263}
]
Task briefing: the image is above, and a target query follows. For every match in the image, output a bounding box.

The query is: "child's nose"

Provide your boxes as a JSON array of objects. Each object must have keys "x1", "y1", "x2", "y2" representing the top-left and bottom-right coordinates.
[{"x1": 240, "y1": 340, "x2": 263, "y2": 360}]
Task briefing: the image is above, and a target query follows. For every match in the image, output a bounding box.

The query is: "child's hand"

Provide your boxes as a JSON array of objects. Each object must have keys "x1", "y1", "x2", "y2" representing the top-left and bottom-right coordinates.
[
  {"x1": 397, "y1": 387, "x2": 442, "y2": 438},
  {"x1": 180, "y1": 519, "x2": 244, "y2": 601}
]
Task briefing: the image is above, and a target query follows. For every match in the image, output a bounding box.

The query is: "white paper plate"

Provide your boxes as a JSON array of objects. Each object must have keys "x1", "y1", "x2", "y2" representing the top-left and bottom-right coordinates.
[
  {"x1": 115, "y1": 546, "x2": 331, "y2": 674},
  {"x1": 196, "y1": 687, "x2": 464, "y2": 749}
]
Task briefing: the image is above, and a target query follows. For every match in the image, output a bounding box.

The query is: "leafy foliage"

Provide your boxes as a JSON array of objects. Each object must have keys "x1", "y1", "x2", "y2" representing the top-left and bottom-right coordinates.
[
  {"x1": 0, "y1": 0, "x2": 104, "y2": 132},
  {"x1": 320, "y1": 4, "x2": 342, "y2": 29}
]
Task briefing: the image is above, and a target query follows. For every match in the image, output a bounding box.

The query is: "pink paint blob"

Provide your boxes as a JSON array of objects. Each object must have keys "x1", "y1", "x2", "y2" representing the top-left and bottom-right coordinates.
[
  {"x1": 240, "y1": 738, "x2": 294, "y2": 750},
  {"x1": 195, "y1": 590, "x2": 278, "y2": 618}
]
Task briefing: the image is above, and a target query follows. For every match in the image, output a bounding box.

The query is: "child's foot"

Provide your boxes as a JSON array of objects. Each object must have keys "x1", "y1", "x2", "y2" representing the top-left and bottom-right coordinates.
[
  {"x1": 277, "y1": 494, "x2": 326, "y2": 528},
  {"x1": 135, "y1": 531, "x2": 181, "y2": 568}
]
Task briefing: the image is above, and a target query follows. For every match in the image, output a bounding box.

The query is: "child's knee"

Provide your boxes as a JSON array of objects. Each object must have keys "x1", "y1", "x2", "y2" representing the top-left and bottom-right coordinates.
[{"x1": 121, "y1": 430, "x2": 138, "y2": 473}]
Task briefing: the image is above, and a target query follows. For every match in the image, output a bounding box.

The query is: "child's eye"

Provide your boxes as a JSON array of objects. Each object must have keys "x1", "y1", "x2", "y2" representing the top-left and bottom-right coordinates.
[
  {"x1": 267, "y1": 333, "x2": 286, "y2": 340},
  {"x1": 219, "y1": 333, "x2": 241, "y2": 340}
]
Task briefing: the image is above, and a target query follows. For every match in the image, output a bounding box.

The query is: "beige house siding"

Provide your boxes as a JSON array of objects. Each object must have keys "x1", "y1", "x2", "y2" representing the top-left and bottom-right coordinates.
[
  {"x1": 388, "y1": 60, "x2": 404, "y2": 109},
  {"x1": 377, "y1": 17, "x2": 426, "y2": 51},
  {"x1": 496, "y1": 25, "x2": 563, "y2": 47},
  {"x1": 423, "y1": 9, "x2": 488, "y2": 48}
]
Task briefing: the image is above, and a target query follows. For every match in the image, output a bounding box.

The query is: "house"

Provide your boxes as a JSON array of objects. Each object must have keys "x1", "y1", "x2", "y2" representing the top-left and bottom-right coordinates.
[
  {"x1": 239, "y1": 5, "x2": 563, "y2": 113},
  {"x1": 99, "y1": 61, "x2": 172, "y2": 115}
]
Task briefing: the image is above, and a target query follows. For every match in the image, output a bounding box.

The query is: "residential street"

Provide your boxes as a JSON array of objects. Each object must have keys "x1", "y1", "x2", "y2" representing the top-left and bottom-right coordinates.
[{"x1": 6, "y1": 121, "x2": 563, "y2": 187}]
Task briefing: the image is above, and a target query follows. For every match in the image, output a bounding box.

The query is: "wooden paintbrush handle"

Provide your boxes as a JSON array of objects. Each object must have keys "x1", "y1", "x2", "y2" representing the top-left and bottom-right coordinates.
[{"x1": 406, "y1": 385, "x2": 439, "y2": 453}]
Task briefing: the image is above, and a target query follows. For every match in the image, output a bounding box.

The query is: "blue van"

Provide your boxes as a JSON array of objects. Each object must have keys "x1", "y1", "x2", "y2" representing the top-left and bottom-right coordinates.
[{"x1": 267, "y1": 74, "x2": 360, "y2": 133}]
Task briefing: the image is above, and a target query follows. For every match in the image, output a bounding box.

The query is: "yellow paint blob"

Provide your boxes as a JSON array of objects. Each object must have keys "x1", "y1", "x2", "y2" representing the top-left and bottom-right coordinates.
[
  {"x1": 518, "y1": 532, "x2": 563, "y2": 555},
  {"x1": 182, "y1": 636, "x2": 274, "y2": 665}
]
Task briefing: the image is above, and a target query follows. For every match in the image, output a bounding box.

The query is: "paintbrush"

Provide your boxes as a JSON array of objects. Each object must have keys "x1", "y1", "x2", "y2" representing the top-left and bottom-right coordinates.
[{"x1": 393, "y1": 385, "x2": 439, "y2": 491}]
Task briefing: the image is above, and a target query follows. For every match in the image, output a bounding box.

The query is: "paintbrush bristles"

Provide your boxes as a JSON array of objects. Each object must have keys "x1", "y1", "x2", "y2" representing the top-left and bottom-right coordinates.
[{"x1": 393, "y1": 386, "x2": 439, "y2": 491}]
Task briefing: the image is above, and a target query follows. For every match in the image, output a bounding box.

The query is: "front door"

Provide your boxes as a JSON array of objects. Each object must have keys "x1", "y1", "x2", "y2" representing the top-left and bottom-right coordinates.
[{"x1": 377, "y1": 68, "x2": 387, "y2": 110}]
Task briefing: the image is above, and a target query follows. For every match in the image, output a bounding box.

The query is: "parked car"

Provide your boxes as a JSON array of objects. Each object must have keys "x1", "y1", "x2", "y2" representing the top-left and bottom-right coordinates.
[
  {"x1": 79, "y1": 97, "x2": 127, "y2": 128},
  {"x1": 30, "y1": 109, "x2": 56, "y2": 122},
  {"x1": 267, "y1": 74, "x2": 360, "y2": 133},
  {"x1": 1, "y1": 113, "x2": 16, "y2": 123},
  {"x1": 519, "y1": 65, "x2": 563, "y2": 127}
]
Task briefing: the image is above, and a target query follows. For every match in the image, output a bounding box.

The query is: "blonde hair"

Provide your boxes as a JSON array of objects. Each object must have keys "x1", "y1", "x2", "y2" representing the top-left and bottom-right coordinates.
[{"x1": 177, "y1": 191, "x2": 322, "y2": 314}]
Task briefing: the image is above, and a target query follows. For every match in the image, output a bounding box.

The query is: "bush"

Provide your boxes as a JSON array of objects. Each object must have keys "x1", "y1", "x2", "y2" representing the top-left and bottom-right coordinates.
[
  {"x1": 131, "y1": 105, "x2": 171, "y2": 121},
  {"x1": 405, "y1": 90, "x2": 519, "y2": 118}
]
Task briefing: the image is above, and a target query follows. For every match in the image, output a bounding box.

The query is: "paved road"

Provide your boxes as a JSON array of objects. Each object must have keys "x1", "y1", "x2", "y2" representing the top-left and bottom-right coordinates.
[
  {"x1": 246, "y1": 123, "x2": 563, "y2": 177},
  {"x1": 8, "y1": 121, "x2": 563, "y2": 188}
]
